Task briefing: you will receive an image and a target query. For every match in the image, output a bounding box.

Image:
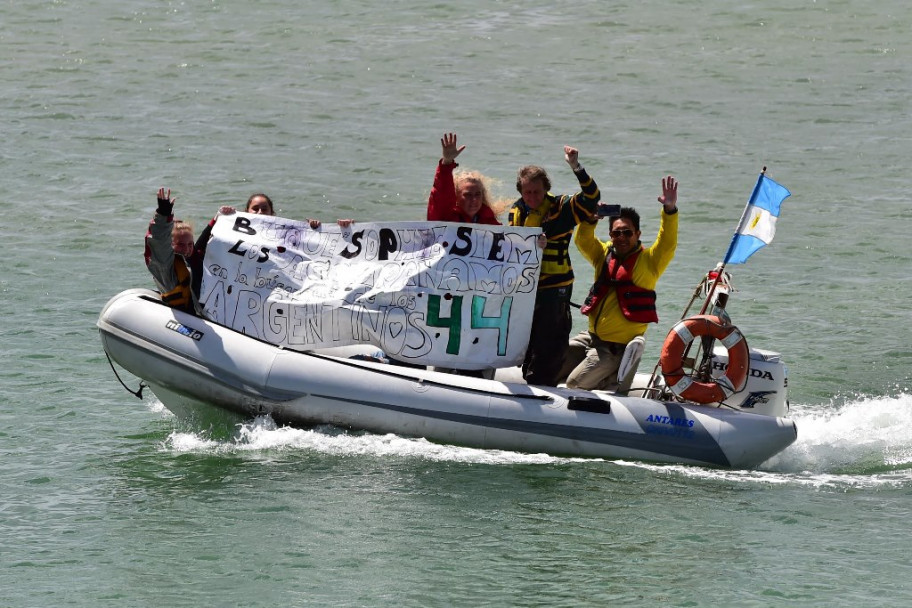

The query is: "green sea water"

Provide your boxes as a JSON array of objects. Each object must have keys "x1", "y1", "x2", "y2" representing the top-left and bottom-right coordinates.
[{"x1": 2, "y1": 1, "x2": 911, "y2": 605}]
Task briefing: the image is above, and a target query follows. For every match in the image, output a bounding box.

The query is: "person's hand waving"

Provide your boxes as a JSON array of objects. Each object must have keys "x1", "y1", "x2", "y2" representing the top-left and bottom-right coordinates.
[
  {"x1": 440, "y1": 132, "x2": 465, "y2": 165},
  {"x1": 658, "y1": 176, "x2": 678, "y2": 213},
  {"x1": 156, "y1": 187, "x2": 175, "y2": 217}
]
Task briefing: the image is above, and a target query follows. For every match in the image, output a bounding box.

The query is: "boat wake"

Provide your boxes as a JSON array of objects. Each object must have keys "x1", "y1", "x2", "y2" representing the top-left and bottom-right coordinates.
[
  {"x1": 148, "y1": 392, "x2": 912, "y2": 484},
  {"x1": 767, "y1": 392, "x2": 912, "y2": 476},
  {"x1": 155, "y1": 405, "x2": 587, "y2": 466},
  {"x1": 625, "y1": 392, "x2": 912, "y2": 487}
]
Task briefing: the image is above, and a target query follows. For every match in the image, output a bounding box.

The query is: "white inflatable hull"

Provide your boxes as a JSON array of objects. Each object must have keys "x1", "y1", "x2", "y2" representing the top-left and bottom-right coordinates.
[{"x1": 97, "y1": 290, "x2": 797, "y2": 468}]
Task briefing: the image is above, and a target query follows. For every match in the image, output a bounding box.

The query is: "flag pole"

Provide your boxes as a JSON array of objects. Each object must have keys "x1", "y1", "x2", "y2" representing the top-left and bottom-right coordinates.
[{"x1": 698, "y1": 166, "x2": 767, "y2": 315}]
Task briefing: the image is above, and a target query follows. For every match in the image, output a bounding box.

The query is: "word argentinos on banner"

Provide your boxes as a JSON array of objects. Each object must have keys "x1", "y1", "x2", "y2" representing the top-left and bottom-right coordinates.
[{"x1": 199, "y1": 214, "x2": 543, "y2": 369}]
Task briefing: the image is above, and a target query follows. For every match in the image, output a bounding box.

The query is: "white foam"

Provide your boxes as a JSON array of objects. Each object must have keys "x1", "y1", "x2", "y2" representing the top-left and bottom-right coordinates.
[
  {"x1": 773, "y1": 393, "x2": 912, "y2": 472},
  {"x1": 146, "y1": 396, "x2": 172, "y2": 416},
  {"x1": 156, "y1": 394, "x2": 912, "y2": 483},
  {"x1": 618, "y1": 393, "x2": 912, "y2": 488},
  {"x1": 162, "y1": 415, "x2": 587, "y2": 465}
]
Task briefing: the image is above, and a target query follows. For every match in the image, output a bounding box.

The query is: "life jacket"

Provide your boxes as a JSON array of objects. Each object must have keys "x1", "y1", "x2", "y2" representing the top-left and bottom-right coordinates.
[
  {"x1": 580, "y1": 246, "x2": 658, "y2": 323},
  {"x1": 160, "y1": 257, "x2": 194, "y2": 312},
  {"x1": 509, "y1": 195, "x2": 574, "y2": 289}
]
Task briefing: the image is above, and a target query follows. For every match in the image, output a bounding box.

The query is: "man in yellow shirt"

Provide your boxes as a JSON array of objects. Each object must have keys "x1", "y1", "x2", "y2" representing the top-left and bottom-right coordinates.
[{"x1": 561, "y1": 176, "x2": 679, "y2": 391}]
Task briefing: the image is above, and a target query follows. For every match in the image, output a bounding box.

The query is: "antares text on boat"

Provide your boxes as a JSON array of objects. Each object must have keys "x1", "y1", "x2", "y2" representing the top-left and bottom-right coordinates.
[{"x1": 100, "y1": 215, "x2": 796, "y2": 469}]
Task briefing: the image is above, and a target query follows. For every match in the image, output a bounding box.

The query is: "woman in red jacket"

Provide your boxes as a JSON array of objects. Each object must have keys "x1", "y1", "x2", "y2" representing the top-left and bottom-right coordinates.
[{"x1": 427, "y1": 133, "x2": 501, "y2": 225}]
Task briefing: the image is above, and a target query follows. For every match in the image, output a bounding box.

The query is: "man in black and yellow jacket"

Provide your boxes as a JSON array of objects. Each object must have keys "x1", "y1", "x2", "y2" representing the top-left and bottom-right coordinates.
[{"x1": 509, "y1": 146, "x2": 600, "y2": 386}]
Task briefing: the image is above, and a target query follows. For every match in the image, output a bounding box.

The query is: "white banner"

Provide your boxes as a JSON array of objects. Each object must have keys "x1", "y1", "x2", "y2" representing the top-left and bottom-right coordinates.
[{"x1": 199, "y1": 214, "x2": 542, "y2": 369}]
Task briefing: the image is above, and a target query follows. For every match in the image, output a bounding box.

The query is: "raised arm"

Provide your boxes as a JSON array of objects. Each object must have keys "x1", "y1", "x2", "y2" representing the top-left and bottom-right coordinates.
[
  {"x1": 565, "y1": 145, "x2": 600, "y2": 215},
  {"x1": 658, "y1": 175, "x2": 678, "y2": 213},
  {"x1": 441, "y1": 132, "x2": 465, "y2": 165},
  {"x1": 144, "y1": 187, "x2": 178, "y2": 291},
  {"x1": 156, "y1": 187, "x2": 175, "y2": 218},
  {"x1": 427, "y1": 133, "x2": 462, "y2": 221},
  {"x1": 647, "y1": 175, "x2": 680, "y2": 274},
  {"x1": 564, "y1": 146, "x2": 580, "y2": 172}
]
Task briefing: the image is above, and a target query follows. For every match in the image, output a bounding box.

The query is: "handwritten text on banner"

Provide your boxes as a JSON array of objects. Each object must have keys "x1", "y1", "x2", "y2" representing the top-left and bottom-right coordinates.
[{"x1": 200, "y1": 214, "x2": 542, "y2": 369}]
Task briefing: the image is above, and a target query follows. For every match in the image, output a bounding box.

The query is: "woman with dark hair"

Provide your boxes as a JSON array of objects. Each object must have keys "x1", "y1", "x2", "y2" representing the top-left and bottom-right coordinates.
[{"x1": 245, "y1": 193, "x2": 274, "y2": 215}]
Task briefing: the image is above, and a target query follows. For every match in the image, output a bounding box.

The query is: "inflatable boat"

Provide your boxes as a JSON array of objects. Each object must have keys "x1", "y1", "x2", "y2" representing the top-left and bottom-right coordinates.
[{"x1": 97, "y1": 288, "x2": 796, "y2": 468}]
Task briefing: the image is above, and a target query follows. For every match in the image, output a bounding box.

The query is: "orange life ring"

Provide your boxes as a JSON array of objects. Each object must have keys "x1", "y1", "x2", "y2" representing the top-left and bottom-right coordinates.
[{"x1": 660, "y1": 314, "x2": 749, "y2": 404}]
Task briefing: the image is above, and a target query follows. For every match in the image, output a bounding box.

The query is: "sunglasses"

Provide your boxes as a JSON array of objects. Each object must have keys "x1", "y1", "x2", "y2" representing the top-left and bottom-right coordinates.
[{"x1": 610, "y1": 229, "x2": 634, "y2": 238}]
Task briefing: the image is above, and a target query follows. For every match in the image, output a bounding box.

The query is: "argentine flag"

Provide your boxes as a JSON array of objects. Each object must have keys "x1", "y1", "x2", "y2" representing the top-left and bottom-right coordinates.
[{"x1": 723, "y1": 174, "x2": 791, "y2": 265}]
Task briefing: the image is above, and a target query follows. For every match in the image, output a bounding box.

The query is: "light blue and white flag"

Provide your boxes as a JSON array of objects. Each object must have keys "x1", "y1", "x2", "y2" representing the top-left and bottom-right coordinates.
[{"x1": 723, "y1": 173, "x2": 791, "y2": 265}]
